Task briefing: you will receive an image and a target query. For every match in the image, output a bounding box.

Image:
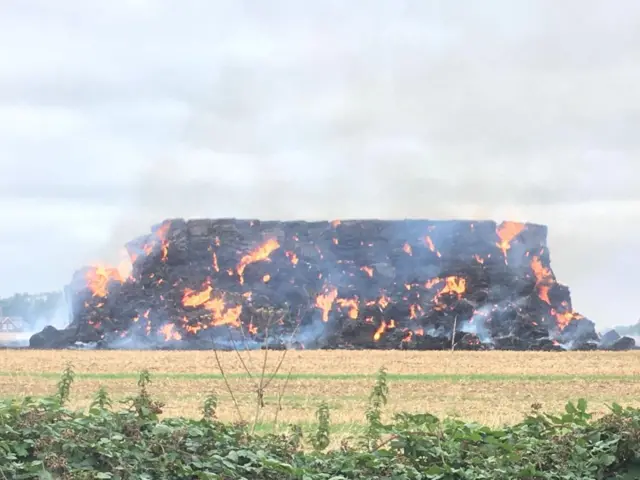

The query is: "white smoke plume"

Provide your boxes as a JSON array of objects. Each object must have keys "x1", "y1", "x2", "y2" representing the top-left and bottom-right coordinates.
[{"x1": 0, "y1": 1, "x2": 639, "y2": 328}]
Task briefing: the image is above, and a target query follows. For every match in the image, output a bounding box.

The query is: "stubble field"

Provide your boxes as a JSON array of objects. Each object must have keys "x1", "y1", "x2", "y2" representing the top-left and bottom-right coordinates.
[{"x1": 1, "y1": 349, "x2": 639, "y2": 436}]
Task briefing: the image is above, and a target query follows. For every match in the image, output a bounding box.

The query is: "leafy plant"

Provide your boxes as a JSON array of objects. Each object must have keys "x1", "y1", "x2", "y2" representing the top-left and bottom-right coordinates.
[
  {"x1": 90, "y1": 385, "x2": 112, "y2": 413},
  {"x1": 0, "y1": 365, "x2": 639, "y2": 479},
  {"x1": 311, "y1": 401, "x2": 331, "y2": 451},
  {"x1": 56, "y1": 362, "x2": 74, "y2": 406},
  {"x1": 202, "y1": 391, "x2": 219, "y2": 421},
  {"x1": 362, "y1": 366, "x2": 389, "y2": 450}
]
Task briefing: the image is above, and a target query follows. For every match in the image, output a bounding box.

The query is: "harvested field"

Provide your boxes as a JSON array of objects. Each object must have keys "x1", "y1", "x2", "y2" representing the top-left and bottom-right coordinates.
[{"x1": 1, "y1": 350, "x2": 639, "y2": 432}]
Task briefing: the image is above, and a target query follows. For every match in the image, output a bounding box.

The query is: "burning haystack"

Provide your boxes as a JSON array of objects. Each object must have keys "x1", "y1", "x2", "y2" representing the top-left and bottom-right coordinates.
[{"x1": 30, "y1": 218, "x2": 635, "y2": 350}]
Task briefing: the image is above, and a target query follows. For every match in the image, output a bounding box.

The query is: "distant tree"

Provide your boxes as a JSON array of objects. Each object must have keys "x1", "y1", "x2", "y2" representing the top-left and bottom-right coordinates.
[{"x1": 0, "y1": 291, "x2": 64, "y2": 326}]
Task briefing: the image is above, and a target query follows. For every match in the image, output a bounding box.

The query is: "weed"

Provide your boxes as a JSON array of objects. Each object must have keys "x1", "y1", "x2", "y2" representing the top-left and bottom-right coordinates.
[{"x1": 0, "y1": 364, "x2": 638, "y2": 479}]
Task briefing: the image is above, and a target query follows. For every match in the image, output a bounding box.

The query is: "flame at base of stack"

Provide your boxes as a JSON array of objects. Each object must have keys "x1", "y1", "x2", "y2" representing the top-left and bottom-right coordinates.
[{"x1": 28, "y1": 218, "x2": 635, "y2": 351}]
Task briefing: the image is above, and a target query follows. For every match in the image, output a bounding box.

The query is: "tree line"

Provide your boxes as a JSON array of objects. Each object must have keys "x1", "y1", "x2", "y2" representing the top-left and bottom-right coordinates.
[{"x1": 0, "y1": 291, "x2": 64, "y2": 326}]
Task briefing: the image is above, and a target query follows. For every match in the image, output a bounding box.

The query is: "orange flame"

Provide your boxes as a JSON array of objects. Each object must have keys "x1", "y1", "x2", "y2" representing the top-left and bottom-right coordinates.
[
  {"x1": 160, "y1": 324, "x2": 182, "y2": 341},
  {"x1": 439, "y1": 276, "x2": 466, "y2": 296},
  {"x1": 315, "y1": 286, "x2": 338, "y2": 322},
  {"x1": 181, "y1": 280, "x2": 242, "y2": 329},
  {"x1": 377, "y1": 295, "x2": 390, "y2": 310},
  {"x1": 530, "y1": 256, "x2": 581, "y2": 330},
  {"x1": 432, "y1": 276, "x2": 467, "y2": 307},
  {"x1": 409, "y1": 304, "x2": 423, "y2": 319},
  {"x1": 373, "y1": 320, "x2": 387, "y2": 341},
  {"x1": 285, "y1": 251, "x2": 299, "y2": 265},
  {"x1": 133, "y1": 221, "x2": 172, "y2": 264},
  {"x1": 152, "y1": 222, "x2": 171, "y2": 262},
  {"x1": 496, "y1": 221, "x2": 525, "y2": 260},
  {"x1": 204, "y1": 298, "x2": 242, "y2": 328},
  {"x1": 424, "y1": 236, "x2": 441, "y2": 257},
  {"x1": 374, "y1": 319, "x2": 395, "y2": 341},
  {"x1": 182, "y1": 283, "x2": 213, "y2": 307},
  {"x1": 360, "y1": 266, "x2": 374, "y2": 277},
  {"x1": 530, "y1": 256, "x2": 553, "y2": 304},
  {"x1": 553, "y1": 309, "x2": 583, "y2": 330},
  {"x1": 237, "y1": 239, "x2": 280, "y2": 284},
  {"x1": 85, "y1": 266, "x2": 122, "y2": 297},
  {"x1": 424, "y1": 278, "x2": 440, "y2": 289},
  {"x1": 336, "y1": 297, "x2": 359, "y2": 319}
]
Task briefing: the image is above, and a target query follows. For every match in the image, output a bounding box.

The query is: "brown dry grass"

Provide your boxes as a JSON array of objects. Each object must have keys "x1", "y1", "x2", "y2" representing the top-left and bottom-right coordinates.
[
  {"x1": 1, "y1": 350, "x2": 639, "y2": 429},
  {"x1": 2, "y1": 349, "x2": 640, "y2": 375}
]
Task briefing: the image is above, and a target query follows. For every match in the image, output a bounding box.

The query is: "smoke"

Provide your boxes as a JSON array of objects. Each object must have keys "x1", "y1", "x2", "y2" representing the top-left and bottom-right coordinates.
[
  {"x1": 461, "y1": 305, "x2": 494, "y2": 344},
  {"x1": 6, "y1": 294, "x2": 72, "y2": 347},
  {"x1": 40, "y1": 0, "x2": 638, "y2": 330}
]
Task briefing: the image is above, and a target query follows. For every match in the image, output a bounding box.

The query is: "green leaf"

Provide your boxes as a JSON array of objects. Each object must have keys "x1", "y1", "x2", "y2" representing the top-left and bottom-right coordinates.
[{"x1": 226, "y1": 450, "x2": 239, "y2": 462}]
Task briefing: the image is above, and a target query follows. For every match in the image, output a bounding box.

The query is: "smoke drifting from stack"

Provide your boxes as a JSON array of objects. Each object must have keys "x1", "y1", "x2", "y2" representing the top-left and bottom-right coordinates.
[{"x1": 9, "y1": 0, "x2": 636, "y2": 331}]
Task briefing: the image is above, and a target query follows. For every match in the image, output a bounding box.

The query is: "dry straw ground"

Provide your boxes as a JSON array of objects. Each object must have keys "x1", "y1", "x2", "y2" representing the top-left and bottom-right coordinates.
[{"x1": 1, "y1": 350, "x2": 639, "y2": 433}]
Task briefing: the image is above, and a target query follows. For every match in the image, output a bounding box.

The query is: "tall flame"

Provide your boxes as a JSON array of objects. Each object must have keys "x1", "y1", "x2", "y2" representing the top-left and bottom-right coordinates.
[
  {"x1": 424, "y1": 236, "x2": 441, "y2": 257},
  {"x1": 85, "y1": 266, "x2": 122, "y2": 297},
  {"x1": 315, "y1": 286, "x2": 338, "y2": 322},
  {"x1": 530, "y1": 256, "x2": 553, "y2": 304},
  {"x1": 237, "y1": 239, "x2": 280, "y2": 284},
  {"x1": 496, "y1": 221, "x2": 525, "y2": 260}
]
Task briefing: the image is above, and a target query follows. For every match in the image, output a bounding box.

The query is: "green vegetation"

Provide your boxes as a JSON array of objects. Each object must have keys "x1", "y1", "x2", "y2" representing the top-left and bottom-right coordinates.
[{"x1": 1, "y1": 365, "x2": 639, "y2": 479}]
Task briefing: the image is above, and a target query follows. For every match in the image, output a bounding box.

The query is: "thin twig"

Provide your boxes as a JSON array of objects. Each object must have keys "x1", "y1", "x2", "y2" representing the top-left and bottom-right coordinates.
[
  {"x1": 227, "y1": 327, "x2": 256, "y2": 385},
  {"x1": 237, "y1": 314, "x2": 255, "y2": 367},
  {"x1": 372, "y1": 434, "x2": 399, "y2": 452},
  {"x1": 238, "y1": 304, "x2": 264, "y2": 372},
  {"x1": 263, "y1": 320, "x2": 299, "y2": 390},
  {"x1": 209, "y1": 332, "x2": 244, "y2": 422},
  {"x1": 273, "y1": 366, "x2": 293, "y2": 430},
  {"x1": 250, "y1": 307, "x2": 297, "y2": 432},
  {"x1": 372, "y1": 430, "x2": 432, "y2": 452},
  {"x1": 451, "y1": 315, "x2": 458, "y2": 352},
  {"x1": 262, "y1": 347, "x2": 287, "y2": 389},
  {"x1": 251, "y1": 312, "x2": 273, "y2": 433}
]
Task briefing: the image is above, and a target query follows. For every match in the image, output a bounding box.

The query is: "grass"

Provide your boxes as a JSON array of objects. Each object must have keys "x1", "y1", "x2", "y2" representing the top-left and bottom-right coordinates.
[
  {"x1": 1, "y1": 349, "x2": 639, "y2": 439},
  {"x1": 5, "y1": 369, "x2": 639, "y2": 479}
]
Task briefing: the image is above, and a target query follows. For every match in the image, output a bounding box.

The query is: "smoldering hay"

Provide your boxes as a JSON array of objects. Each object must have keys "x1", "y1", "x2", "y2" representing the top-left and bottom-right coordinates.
[{"x1": 29, "y1": 218, "x2": 636, "y2": 351}]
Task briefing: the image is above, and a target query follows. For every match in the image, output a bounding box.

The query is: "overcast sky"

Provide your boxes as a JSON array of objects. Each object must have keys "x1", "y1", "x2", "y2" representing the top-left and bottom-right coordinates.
[{"x1": 1, "y1": 0, "x2": 639, "y2": 328}]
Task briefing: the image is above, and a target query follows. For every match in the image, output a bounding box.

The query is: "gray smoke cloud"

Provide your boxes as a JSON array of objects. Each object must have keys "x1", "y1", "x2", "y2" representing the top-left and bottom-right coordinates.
[{"x1": 0, "y1": 0, "x2": 639, "y2": 328}]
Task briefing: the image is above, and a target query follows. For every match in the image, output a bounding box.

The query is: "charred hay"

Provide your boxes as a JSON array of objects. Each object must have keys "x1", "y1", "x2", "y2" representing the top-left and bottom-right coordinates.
[{"x1": 29, "y1": 219, "x2": 636, "y2": 351}]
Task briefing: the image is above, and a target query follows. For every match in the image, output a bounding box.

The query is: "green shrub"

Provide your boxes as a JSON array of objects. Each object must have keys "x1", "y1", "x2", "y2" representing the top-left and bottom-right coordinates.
[{"x1": 0, "y1": 366, "x2": 638, "y2": 479}]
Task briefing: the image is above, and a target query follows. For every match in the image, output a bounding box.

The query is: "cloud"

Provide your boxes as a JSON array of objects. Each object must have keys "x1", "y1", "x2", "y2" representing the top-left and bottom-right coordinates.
[{"x1": 0, "y1": 0, "x2": 639, "y2": 327}]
